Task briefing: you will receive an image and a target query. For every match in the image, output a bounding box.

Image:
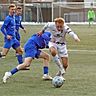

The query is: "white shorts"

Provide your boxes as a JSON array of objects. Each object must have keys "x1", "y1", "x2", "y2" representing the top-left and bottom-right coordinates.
[{"x1": 48, "y1": 42, "x2": 68, "y2": 57}]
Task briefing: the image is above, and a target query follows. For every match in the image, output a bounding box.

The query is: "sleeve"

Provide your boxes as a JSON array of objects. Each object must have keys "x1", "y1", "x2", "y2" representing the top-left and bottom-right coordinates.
[
  {"x1": 42, "y1": 22, "x2": 50, "y2": 33},
  {"x1": 19, "y1": 16, "x2": 24, "y2": 29},
  {"x1": 65, "y1": 24, "x2": 79, "y2": 40},
  {"x1": 64, "y1": 24, "x2": 72, "y2": 33},
  {"x1": 20, "y1": 22, "x2": 24, "y2": 29},
  {"x1": 69, "y1": 31, "x2": 79, "y2": 40},
  {"x1": 1, "y1": 17, "x2": 10, "y2": 37},
  {"x1": 87, "y1": 10, "x2": 90, "y2": 19},
  {"x1": 93, "y1": 10, "x2": 95, "y2": 19}
]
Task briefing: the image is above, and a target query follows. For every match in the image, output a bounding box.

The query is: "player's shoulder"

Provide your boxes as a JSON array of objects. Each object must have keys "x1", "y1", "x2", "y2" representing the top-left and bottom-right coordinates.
[
  {"x1": 4, "y1": 15, "x2": 11, "y2": 22},
  {"x1": 48, "y1": 22, "x2": 55, "y2": 25},
  {"x1": 5, "y1": 15, "x2": 11, "y2": 19},
  {"x1": 46, "y1": 22, "x2": 55, "y2": 27}
]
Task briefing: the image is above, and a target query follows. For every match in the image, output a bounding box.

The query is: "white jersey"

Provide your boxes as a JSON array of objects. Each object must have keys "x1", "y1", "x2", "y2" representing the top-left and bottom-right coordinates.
[{"x1": 42, "y1": 22, "x2": 72, "y2": 44}]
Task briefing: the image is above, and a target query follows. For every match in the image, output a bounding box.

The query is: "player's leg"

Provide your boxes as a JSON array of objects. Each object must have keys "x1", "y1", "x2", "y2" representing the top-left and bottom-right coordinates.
[
  {"x1": 3, "y1": 57, "x2": 32, "y2": 83},
  {"x1": 89, "y1": 18, "x2": 93, "y2": 26},
  {"x1": 49, "y1": 42, "x2": 65, "y2": 75},
  {"x1": 88, "y1": 18, "x2": 91, "y2": 26},
  {"x1": 15, "y1": 32, "x2": 22, "y2": 61},
  {"x1": 15, "y1": 46, "x2": 23, "y2": 64},
  {"x1": 0, "y1": 40, "x2": 11, "y2": 58},
  {"x1": 61, "y1": 57, "x2": 68, "y2": 71},
  {"x1": 0, "y1": 48, "x2": 9, "y2": 58},
  {"x1": 38, "y1": 50, "x2": 52, "y2": 80},
  {"x1": 12, "y1": 40, "x2": 23, "y2": 64},
  {"x1": 57, "y1": 44, "x2": 68, "y2": 80}
]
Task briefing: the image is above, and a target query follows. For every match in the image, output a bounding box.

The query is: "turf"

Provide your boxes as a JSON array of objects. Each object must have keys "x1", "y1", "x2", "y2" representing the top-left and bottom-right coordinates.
[{"x1": 0, "y1": 24, "x2": 96, "y2": 96}]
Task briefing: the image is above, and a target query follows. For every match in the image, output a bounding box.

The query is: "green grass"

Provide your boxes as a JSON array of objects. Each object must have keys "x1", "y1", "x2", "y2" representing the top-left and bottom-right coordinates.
[{"x1": 0, "y1": 25, "x2": 96, "y2": 96}]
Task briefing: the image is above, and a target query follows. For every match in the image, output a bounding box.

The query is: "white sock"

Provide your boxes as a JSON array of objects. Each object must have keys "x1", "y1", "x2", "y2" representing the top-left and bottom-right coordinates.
[{"x1": 53, "y1": 55, "x2": 65, "y2": 74}]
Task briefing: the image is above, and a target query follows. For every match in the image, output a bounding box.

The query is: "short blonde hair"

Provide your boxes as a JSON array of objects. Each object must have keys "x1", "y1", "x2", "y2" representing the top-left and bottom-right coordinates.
[
  {"x1": 54, "y1": 17, "x2": 64, "y2": 25},
  {"x1": 9, "y1": 4, "x2": 16, "y2": 9}
]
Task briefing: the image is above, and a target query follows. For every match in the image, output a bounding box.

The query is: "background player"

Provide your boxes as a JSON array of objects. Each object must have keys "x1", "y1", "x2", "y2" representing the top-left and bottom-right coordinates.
[
  {"x1": 0, "y1": 4, "x2": 23, "y2": 65},
  {"x1": 3, "y1": 32, "x2": 52, "y2": 83},
  {"x1": 87, "y1": 8, "x2": 95, "y2": 26},
  {"x1": 15, "y1": 6, "x2": 26, "y2": 41},
  {"x1": 15, "y1": 6, "x2": 26, "y2": 64}
]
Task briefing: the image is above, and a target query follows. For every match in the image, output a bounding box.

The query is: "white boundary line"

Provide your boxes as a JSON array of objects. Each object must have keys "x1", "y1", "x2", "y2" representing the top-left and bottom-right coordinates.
[
  {"x1": 68, "y1": 49, "x2": 96, "y2": 53},
  {"x1": 0, "y1": 47, "x2": 96, "y2": 53}
]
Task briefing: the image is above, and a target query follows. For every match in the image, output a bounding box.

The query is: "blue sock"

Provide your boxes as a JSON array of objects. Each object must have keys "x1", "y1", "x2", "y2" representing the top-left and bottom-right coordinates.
[
  {"x1": 16, "y1": 54, "x2": 23, "y2": 64},
  {"x1": 43, "y1": 66, "x2": 48, "y2": 74},
  {"x1": 10, "y1": 68, "x2": 19, "y2": 75}
]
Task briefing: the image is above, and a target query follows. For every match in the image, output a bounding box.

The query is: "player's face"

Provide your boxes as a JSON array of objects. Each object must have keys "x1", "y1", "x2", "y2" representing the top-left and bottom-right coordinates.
[
  {"x1": 9, "y1": 7, "x2": 16, "y2": 15},
  {"x1": 56, "y1": 22, "x2": 63, "y2": 31},
  {"x1": 16, "y1": 9, "x2": 22, "y2": 15}
]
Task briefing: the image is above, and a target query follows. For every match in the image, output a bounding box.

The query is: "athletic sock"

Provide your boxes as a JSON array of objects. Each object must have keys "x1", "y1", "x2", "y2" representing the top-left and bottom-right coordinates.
[
  {"x1": 53, "y1": 55, "x2": 65, "y2": 74},
  {"x1": 43, "y1": 66, "x2": 48, "y2": 74},
  {"x1": 10, "y1": 68, "x2": 19, "y2": 75},
  {"x1": 16, "y1": 54, "x2": 23, "y2": 64}
]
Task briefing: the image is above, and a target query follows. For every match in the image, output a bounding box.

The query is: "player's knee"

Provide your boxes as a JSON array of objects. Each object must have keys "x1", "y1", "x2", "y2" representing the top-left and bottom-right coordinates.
[
  {"x1": 17, "y1": 49, "x2": 23, "y2": 54},
  {"x1": 44, "y1": 54, "x2": 50, "y2": 61},
  {"x1": 24, "y1": 63, "x2": 30, "y2": 67},
  {"x1": 50, "y1": 48, "x2": 57, "y2": 56}
]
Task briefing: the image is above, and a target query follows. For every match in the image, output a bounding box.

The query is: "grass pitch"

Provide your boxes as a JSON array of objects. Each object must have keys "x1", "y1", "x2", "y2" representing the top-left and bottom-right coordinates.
[{"x1": 0, "y1": 24, "x2": 96, "y2": 96}]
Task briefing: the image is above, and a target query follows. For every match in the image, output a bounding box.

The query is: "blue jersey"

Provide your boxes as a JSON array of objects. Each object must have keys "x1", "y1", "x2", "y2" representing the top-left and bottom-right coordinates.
[
  {"x1": 15, "y1": 15, "x2": 24, "y2": 41},
  {"x1": 24, "y1": 32, "x2": 51, "y2": 49},
  {"x1": 24, "y1": 32, "x2": 51, "y2": 58},
  {"x1": 15, "y1": 15, "x2": 24, "y2": 31},
  {"x1": 1, "y1": 15, "x2": 15, "y2": 38}
]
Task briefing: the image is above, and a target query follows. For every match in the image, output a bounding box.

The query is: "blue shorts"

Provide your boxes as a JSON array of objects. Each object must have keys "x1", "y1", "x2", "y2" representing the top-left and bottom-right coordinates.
[
  {"x1": 15, "y1": 32, "x2": 20, "y2": 41},
  {"x1": 24, "y1": 41, "x2": 41, "y2": 58},
  {"x1": 4, "y1": 38, "x2": 20, "y2": 49}
]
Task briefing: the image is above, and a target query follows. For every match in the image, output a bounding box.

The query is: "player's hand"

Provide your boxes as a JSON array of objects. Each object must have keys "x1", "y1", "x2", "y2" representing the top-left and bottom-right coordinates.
[
  {"x1": 7, "y1": 35, "x2": 12, "y2": 40},
  {"x1": 23, "y1": 29, "x2": 26, "y2": 33},
  {"x1": 75, "y1": 38, "x2": 80, "y2": 42}
]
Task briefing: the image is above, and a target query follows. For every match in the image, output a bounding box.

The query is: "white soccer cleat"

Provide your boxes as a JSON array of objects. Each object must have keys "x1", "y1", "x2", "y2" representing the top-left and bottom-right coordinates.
[
  {"x1": 56, "y1": 71, "x2": 66, "y2": 81},
  {"x1": 60, "y1": 76, "x2": 66, "y2": 81},
  {"x1": 3, "y1": 72, "x2": 12, "y2": 83},
  {"x1": 42, "y1": 74, "x2": 53, "y2": 80}
]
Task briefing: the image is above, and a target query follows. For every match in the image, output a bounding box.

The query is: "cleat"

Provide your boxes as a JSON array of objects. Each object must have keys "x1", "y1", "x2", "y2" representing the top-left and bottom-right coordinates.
[
  {"x1": 60, "y1": 76, "x2": 66, "y2": 81},
  {"x1": 56, "y1": 71, "x2": 66, "y2": 81},
  {"x1": 56, "y1": 71, "x2": 61, "y2": 76},
  {"x1": 3, "y1": 72, "x2": 12, "y2": 83},
  {"x1": 42, "y1": 74, "x2": 53, "y2": 80},
  {"x1": 56, "y1": 71, "x2": 65, "y2": 76}
]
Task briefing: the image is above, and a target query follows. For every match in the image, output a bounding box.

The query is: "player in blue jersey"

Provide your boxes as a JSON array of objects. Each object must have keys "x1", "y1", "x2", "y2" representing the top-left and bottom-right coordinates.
[
  {"x1": 3, "y1": 31, "x2": 53, "y2": 83},
  {"x1": 15, "y1": 6, "x2": 26, "y2": 64},
  {"x1": 15, "y1": 6, "x2": 26, "y2": 41},
  {"x1": 0, "y1": 4, "x2": 23, "y2": 64}
]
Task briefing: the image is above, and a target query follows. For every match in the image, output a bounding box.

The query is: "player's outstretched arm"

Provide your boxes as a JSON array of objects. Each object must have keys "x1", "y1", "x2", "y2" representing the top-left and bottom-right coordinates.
[{"x1": 69, "y1": 32, "x2": 80, "y2": 42}]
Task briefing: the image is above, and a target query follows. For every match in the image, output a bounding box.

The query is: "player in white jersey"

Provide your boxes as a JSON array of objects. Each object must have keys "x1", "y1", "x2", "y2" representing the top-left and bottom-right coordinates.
[{"x1": 39, "y1": 17, "x2": 80, "y2": 80}]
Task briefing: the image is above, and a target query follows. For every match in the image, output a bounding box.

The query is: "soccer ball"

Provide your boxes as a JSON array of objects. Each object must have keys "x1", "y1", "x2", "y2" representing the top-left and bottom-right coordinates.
[{"x1": 52, "y1": 76, "x2": 64, "y2": 88}]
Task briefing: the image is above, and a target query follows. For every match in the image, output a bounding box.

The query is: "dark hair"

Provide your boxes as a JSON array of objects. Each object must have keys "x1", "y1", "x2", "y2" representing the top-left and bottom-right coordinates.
[{"x1": 16, "y1": 6, "x2": 22, "y2": 10}]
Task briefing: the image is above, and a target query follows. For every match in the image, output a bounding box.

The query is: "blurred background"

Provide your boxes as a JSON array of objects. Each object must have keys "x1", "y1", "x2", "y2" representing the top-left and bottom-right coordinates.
[{"x1": 0, "y1": 0, "x2": 96, "y2": 23}]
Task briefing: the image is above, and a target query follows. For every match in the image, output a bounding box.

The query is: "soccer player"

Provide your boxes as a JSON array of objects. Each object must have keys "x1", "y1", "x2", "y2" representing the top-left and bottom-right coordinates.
[
  {"x1": 38, "y1": 17, "x2": 80, "y2": 80},
  {"x1": 87, "y1": 8, "x2": 95, "y2": 26},
  {"x1": 15, "y1": 6, "x2": 26, "y2": 64},
  {"x1": 15, "y1": 6, "x2": 26, "y2": 41},
  {"x1": 3, "y1": 32, "x2": 52, "y2": 83},
  {"x1": 0, "y1": 4, "x2": 23, "y2": 64}
]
